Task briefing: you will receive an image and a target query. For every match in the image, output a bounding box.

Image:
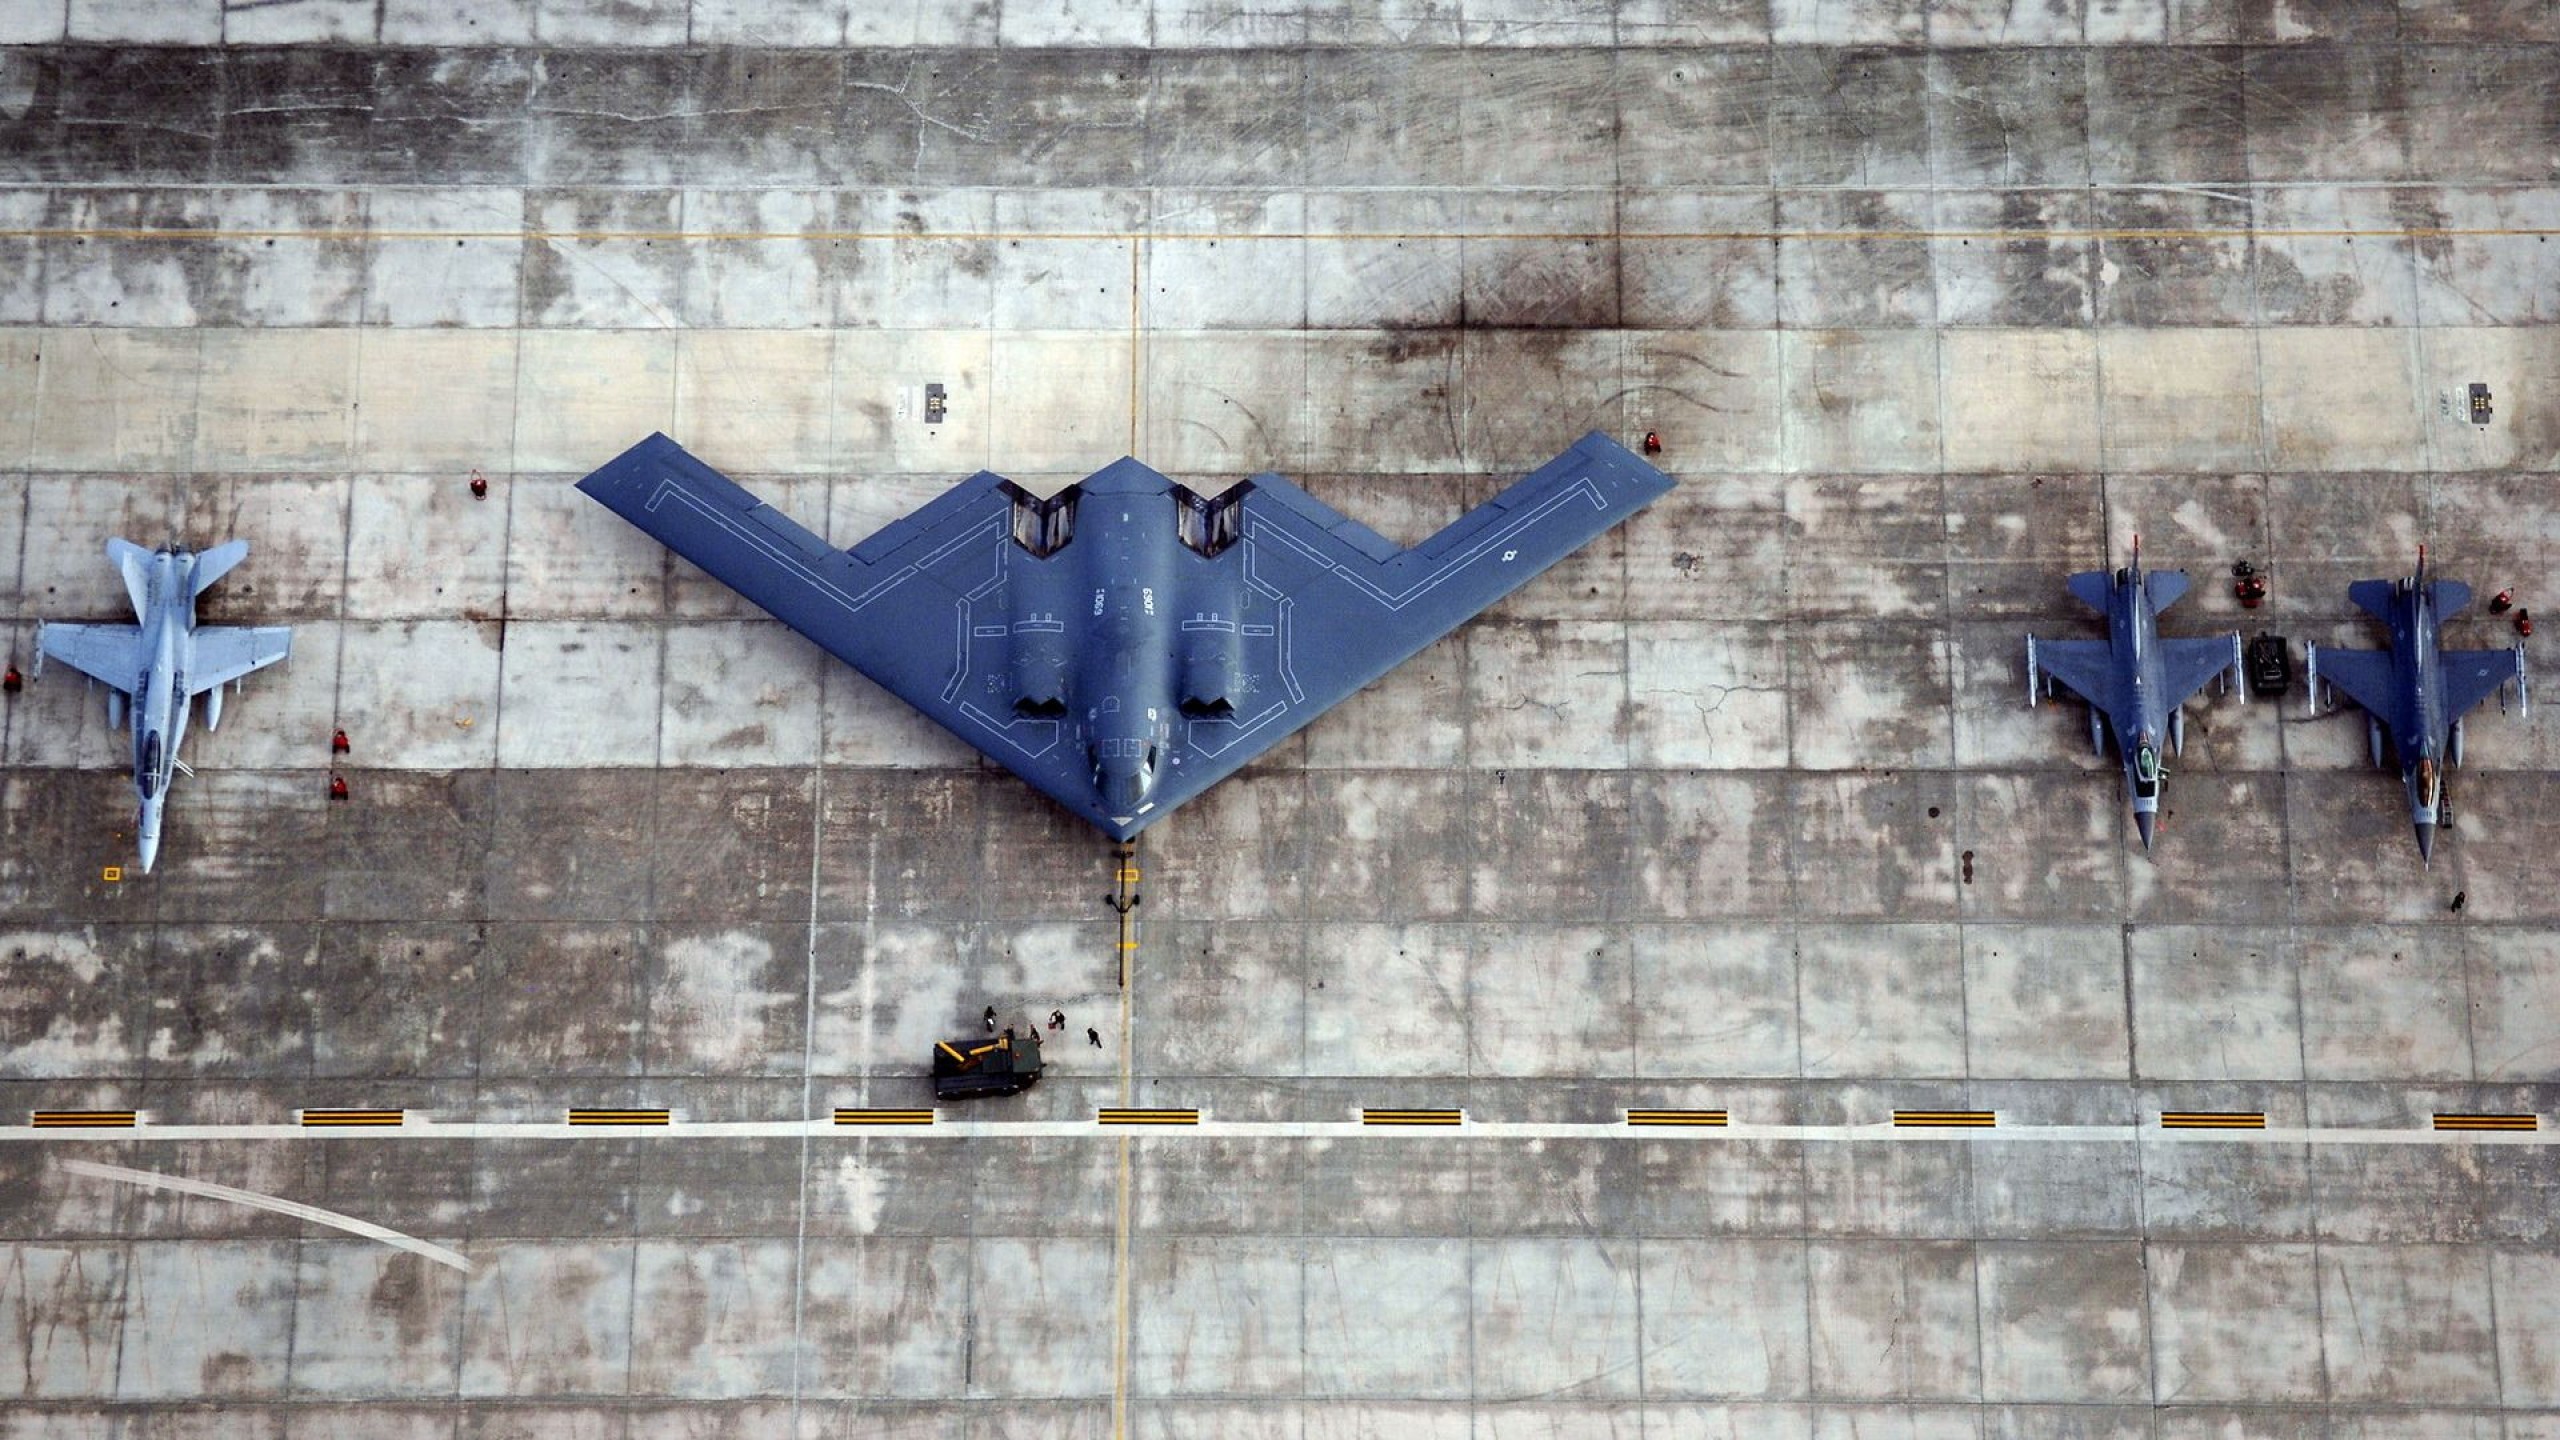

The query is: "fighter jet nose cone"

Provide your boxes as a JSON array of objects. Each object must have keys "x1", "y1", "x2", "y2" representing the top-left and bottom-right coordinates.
[
  {"x1": 2415, "y1": 821, "x2": 2436, "y2": 863},
  {"x1": 136, "y1": 835, "x2": 158, "y2": 874},
  {"x1": 2134, "y1": 810, "x2": 2156, "y2": 851}
]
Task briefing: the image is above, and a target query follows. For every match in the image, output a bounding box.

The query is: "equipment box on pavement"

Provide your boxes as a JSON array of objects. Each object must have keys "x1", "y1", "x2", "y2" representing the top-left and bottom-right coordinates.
[{"x1": 933, "y1": 1031, "x2": 1044, "y2": 1099}]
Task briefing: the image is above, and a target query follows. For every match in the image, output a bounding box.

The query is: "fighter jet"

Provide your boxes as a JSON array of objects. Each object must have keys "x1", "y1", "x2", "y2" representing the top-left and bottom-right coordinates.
[
  {"x1": 2025, "y1": 539, "x2": 2247, "y2": 850},
  {"x1": 36, "y1": 540, "x2": 293, "y2": 872},
  {"x1": 2305, "y1": 548, "x2": 2529, "y2": 862},
  {"x1": 578, "y1": 432, "x2": 1672, "y2": 839}
]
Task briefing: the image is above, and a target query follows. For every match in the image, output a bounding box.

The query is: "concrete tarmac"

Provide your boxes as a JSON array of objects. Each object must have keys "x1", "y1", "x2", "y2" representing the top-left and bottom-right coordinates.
[{"x1": 2, "y1": 2, "x2": 2559, "y2": 1435}]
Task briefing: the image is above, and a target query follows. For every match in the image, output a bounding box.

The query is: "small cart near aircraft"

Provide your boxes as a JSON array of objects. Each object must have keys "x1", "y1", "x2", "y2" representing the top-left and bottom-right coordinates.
[{"x1": 932, "y1": 1030, "x2": 1044, "y2": 1100}]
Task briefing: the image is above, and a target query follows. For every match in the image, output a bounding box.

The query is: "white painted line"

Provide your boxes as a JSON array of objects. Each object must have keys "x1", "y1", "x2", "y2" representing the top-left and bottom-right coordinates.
[
  {"x1": 59, "y1": 1159, "x2": 470, "y2": 1272},
  {"x1": 0, "y1": 1119, "x2": 2549, "y2": 1148}
]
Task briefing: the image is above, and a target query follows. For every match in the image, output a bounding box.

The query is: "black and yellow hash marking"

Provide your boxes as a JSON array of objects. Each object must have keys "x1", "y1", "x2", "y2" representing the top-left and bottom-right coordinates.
[
  {"x1": 2435, "y1": 1113, "x2": 2538, "y2": 1132},
  {"x1": 1364, "y1": 1108, "x2": 1463, "y2": 1126},
  {"x1": 1627, "y1": 1110, "x2": 1729, "y2": 1127},
  {"x1": 568, "y1": 1108, "x2": 670, "y2": 1126},
  {"x1": 1097, "y1": 1108, "x2": 1199, "y2": 1125},
  {"x1": 32, "y1": 1110, "x2": 136, "y2": 1128},
  {"x1": 1893, "y1": 1110, "x2": 1997, "y2": 1128},
  {"x1": 300, "y1": 1109, "x2": 403, "y2": 1127},
  {"x1": 2160, "y1": 1112, "x2": 2266, "y2": 1130},
  {"x1": 834, "y1": 1109, "x2": 935, "y2": 1126}
]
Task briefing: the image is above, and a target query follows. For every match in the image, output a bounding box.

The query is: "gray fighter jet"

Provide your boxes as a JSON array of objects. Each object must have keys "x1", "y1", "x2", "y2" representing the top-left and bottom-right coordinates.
[
  {"x1": 37, "y1": 540, "x2": 293, "y2": 873},
  {"x1": 2305, "y1": 548, "x2": 2529, "y2": 862},
  {"x1": 2025, "y1": 539, "x2": 2247, "y2": 850},
  {"x1": 579, "y1": 432, "x2": 1672, "y2": 839}
]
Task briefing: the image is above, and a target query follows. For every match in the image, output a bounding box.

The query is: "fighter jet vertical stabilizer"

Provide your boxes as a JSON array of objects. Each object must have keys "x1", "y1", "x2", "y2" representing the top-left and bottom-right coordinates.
[{"x1": 36, "y1": 539, "x2": 294, "y2": 873}]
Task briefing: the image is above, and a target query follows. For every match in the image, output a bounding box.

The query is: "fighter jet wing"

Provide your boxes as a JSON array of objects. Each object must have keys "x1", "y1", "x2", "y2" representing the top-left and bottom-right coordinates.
[
  {"x1": 188, "y1": 626, "x2": 293, "y2": 692},
  {"x1": 574, "y1": 433, "x2": 1098, "y2": 815},
  {"x1": 2028, "y1": 636, "x2": 2113, "y2": 710},
  {"x1": 2158, "y1": 633, "x2": 2242, "y2": 708},
  {"x1": 2441, "y1": 646, "x2": 2525, "y2": 720},
  {"x1": 38, "y1": 624, "x2": 146, "y2": 692},
  {"x1": 2313, "y1": 646, "x2": 2398, "y2": 720}
]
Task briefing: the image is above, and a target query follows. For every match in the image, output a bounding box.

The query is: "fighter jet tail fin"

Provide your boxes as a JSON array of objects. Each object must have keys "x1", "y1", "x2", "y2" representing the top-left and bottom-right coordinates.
[
  {"x1": 2065, "y1": 571, "x2": 2114, "y2": 614},
  {"x1": 105, "y1": 538, "x2": 154, "y2": 621},
  {"x1": 2428, "y1": 580, "x2": 2474, "y2": 620},
  {"x1": 188, "y1": 539, "x2": 250, "y2": 598},
  {"x1": 2348, "y1": 579, "x2": 2398, "y2": 623},
  {"x1": 2145, "y1": 570, "x2": 2191, "y2": 612}
]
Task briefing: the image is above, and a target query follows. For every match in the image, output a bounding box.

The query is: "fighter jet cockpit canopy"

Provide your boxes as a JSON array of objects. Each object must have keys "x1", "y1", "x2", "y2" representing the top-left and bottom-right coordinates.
[{"x1": 2133, "y1": 743, "x2": 2160, "y2": 798}]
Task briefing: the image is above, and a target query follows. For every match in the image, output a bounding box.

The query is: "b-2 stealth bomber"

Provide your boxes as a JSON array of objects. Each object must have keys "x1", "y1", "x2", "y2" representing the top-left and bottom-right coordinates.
[
  {"x1": 2025, "y1": 540, "x2": 2247, "y2": 850},
  {"x1": 579, "y1": 432, "x2": 1673, "y2": 840},
  {"x1": 2305, "y1": 549, "x2": 2529, "y2": 861},
  {"x1": 37, "y1": 539, "x2": 294, "y2": 872}
]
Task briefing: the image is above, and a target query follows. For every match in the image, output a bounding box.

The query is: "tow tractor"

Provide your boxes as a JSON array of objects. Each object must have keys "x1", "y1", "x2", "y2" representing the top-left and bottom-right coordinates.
[
  {"x1": 2246, "y1": 634, "x2": 2292, "y2": 700},
  {"x1": 932, "y1": 1029, "x2": 1044, "y2": 1100}
]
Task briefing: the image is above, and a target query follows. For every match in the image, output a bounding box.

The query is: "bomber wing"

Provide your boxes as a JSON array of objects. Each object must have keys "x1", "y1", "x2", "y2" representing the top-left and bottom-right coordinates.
[
  {"x1": 1130, "y1": 432, "x2": 1674, "y2": 819},
  {"x1": 1237, "y1": 433, "x2": 1668, "y2": 721},
  {"x1": 575, "y1": 433, "x2": 1097, "y2": 819}
]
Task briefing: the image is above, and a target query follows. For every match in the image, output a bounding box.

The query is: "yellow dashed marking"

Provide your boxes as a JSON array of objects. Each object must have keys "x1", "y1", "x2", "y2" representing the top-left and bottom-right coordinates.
[
  {"x1": 2160, "y1": 1112, "x2": 2268, "y2": 1130},
  {"x1": 300, "y1": 1109, "x2": 404, "y2": 1128},
  {"x1": 1098, "y1": 1108, "x2": 1199, "y2": 1126},
  {"x1": 32, "y1": 1110, "x2": 136, "y2": 1128},
  {"x1": 1628, "y1": 1110, "x2": 1730, "y2": 1127},
  {"x1": 2435, "y1": 1113, "x2": 2539, "y2": 1132},
  {"x1": 1894, "y1": 1110, "x2": 1997, "y2": 1128},
  {"x1": 1365, "y1": 1108, "x2": 1463, "y2": 1127},
  {"x1": 567, "y1": 1109, "x2": 670, "y2": 1126},
  {"x1": 835, "y1": 1109, "x2": 936, "y2": 1126}
]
